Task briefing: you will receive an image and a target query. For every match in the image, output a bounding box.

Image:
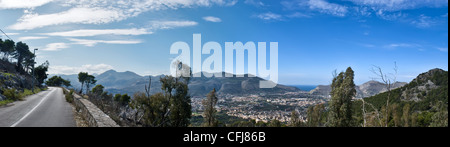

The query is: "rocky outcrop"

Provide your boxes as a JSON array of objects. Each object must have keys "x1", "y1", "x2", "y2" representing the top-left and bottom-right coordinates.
[{"x1": 0, "y1": 72, "x2": 35, "y2": 91}]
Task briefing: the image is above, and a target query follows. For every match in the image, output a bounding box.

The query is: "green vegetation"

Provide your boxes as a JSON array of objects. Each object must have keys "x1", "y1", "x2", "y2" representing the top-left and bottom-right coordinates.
[
  {"x1": 78, "y1": 72, "x2": 96, "y2": 94},
  {"x1": 1, "y1": 39, "x2": 51, "y2": 105},
  {"x1": 46, "y1": 76, "x2": 71, "y2": 87},
  {"x1": 202, "y1": 88, "x2": 219, "y2": 127},
  {"x1": 0, "y1": 99, "x2": 14, "y2": 106},
  {"x1": 65, "y1": 89, "x2": 74, "y2": 103},
  {"x1": 130, "y1": 62, "x2": 192, "y2": 127},
  {"x1": 351, "y1": 69, "x2": 448, "y2": 127},
  {"x1": 35, "y1": 61, "x2": 49, "y2": 85},
  {"x1": 306, "y1": 104, "x2": 326, "y2": 127},
  {"x1": 1, "y1": 87, "x2": 46, "y2": 102},
  {"x1": 190, "y1": 111, "x2": 251, "y2": 127},
  {"x1": 306, "y1": 68, "x2": 448, "y2": 127},
  {"x1": 2, "y1": 88, "x2": 20, "y2": 101},
  {"x1": 328, "y1": 67, "x2": 356, "y2": 127},
  {"x1": 290, "y1": 110, "x2": 304, "y2": 127},
  {"x1": 112, "y1": 93, "x2": 131, "y2": 106}
]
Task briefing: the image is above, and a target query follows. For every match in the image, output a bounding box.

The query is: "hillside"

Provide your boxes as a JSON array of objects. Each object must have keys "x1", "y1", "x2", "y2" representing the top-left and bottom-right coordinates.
[
  {"x1": 0, "y1": 60, "x2": 40, "y2": 101},
  {"x1": 310, "y1": 80, "x2": 407, "y2": 99},
  {"x1": 354, "y1": 68, "x2": 448, "y2": 127}
]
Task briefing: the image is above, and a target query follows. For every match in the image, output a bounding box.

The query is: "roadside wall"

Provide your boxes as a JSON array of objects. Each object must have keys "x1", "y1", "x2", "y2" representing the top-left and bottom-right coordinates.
[{"x1": 65, "y1": 88, "x2": 119, "y2": 127}]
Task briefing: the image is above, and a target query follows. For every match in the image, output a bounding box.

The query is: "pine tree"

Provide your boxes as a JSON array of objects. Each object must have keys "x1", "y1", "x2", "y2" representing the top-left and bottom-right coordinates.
[
  {"x1": 203, "y1": 88, "x2": 219, "y2": 127},
  {"x1": 329, "y1": 67, "x2": 356, "y2": 127}
]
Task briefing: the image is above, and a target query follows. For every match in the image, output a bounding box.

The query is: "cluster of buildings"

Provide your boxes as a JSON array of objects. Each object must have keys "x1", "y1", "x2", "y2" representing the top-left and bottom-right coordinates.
[{"x1": 191, "y1": 93, "x2": 327, "y2": 123}]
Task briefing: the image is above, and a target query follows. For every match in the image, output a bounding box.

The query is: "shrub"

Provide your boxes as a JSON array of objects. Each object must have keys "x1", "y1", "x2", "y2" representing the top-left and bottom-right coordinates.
[
  {"x1": 3, "y1": 88, "x2": 20, "y2": 101},
  {"x1": 65, "y1": 90, "x2": 74, "y2": 103},
  {"x1": 19, "y1": 89, "x2": 34, "y2": 98},
  {"x1": 0, "y1": 100, "x2": 14, "y2": 106}
]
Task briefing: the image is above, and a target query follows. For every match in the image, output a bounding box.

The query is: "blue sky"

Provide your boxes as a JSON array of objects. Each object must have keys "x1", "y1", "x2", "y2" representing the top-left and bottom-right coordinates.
[{"x1": 0, "y1": 0, "x2": 448, "y2": 85}]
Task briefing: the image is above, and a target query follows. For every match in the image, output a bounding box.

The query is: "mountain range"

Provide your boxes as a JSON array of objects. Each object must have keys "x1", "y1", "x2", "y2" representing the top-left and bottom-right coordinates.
[
  {"x1": 51, "y1": 70, "x2": 301, "y2": 97},
  {"x1": 52, "y1": 70, "x2": 414, "y2": 99}
]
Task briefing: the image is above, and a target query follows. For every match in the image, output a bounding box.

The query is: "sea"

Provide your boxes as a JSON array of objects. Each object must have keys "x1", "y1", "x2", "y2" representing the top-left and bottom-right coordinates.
[{"x1": 289, "y1": 85, "x2": 318, "y2": 92}]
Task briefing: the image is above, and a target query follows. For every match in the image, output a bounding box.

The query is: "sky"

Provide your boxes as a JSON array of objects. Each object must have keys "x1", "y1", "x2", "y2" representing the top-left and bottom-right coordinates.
[{"x1": 0, "y1": 0, "x2": 448, "y2": 85}]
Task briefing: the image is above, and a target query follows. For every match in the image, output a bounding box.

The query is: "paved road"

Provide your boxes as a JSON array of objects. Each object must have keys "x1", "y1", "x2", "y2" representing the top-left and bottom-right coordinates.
[{"x1": 0, "y1": 87, "x2": 76, "y2": 127}]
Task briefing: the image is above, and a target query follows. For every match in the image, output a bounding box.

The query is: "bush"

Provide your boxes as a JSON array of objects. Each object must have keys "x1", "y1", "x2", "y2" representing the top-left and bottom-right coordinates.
[
  {"x1": 0, "y1": 99, "x2": 14, "y2": 106},
  {"x1": 2, "y1": 88, "x2": 20, "y2": 101},
  {"x1": 65, "y1": 90, "x2": 74, "y2": 103},
  {"x1": 19, "y1": 89, "x2": 34, "y2": 98}
]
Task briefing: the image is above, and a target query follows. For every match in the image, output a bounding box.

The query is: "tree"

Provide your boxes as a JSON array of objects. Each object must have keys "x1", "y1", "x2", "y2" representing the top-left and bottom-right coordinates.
[
  {"x1": 391, "y1": 103, "x2": 401, "y2": 127},
  {"x1": 120, "y1": 94, "x2": 131, "y2": 105},
  {"x1": 129, "y1": 61, "x2": 192, "y2": 127},
  {"x1": 91, "y1": 85, "x2": 105, "y2": 95},
  {"x1": 1, "y1": 39, "x2": 15, "y2": 61},
  {"x1": 328, "y1": 67, "x2": 356, "y2": 127},
  {"x1": 13, "y1": 41, "x2": 30, "y2": 73},
  {"x1": 203, "y1": 88, "x2": 219, "y2": 127},
  {"x1": 268, "y1": 119, "x2": 282, "y2": 127},
  {"x1": 371, "y1": 63, "x2": 398, "y2": 127},
  {"x1": 46, "y1": 76, "x2": 71, "y2": 87},
  {"x1": 78, "y1": 72, "x2": 88, "y2": 93},
  {"x1": 430, "y1": 101, "x2": 448, "y2": 127},
  {"x1": 402, "y1": 104, "x2": 411, "y2": 127},
  {"x1": 34, "y1": 61, "x2": 49, "y2": 85},
  {"x1": 114, "y1": 94, "x2": 122, "y2": 102},
  {"x1": 85, "y1": 75, "x2": 96, "y2": 94},
  {"x1": 290, "y1": 110, "x2": 303, "y2": 127},
  {"x1": 22, "y1": 51, "x2": 35, "y2": 73},
  {"x1": 307, "y1": 104, "x2": 325, "y2": 127}
]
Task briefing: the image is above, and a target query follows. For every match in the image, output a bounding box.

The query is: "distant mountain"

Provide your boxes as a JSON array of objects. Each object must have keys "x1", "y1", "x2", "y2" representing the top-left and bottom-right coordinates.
[
  {"x1": 310, "y1": 80, "x2": 407, "y2": 99},
  {"x1": 54, "y1": 70, "x2": 302, "y2": 97},
  {"x1": 188, "y1": 72, "x2": 301, "y2": 97}
]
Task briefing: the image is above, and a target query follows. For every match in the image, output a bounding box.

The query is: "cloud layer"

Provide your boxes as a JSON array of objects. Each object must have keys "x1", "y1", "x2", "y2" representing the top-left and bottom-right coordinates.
[
  {"x1": 8, "y1": 0, "x2": 237, "y2": 30},
  {"x1": 49, "y1": 63, "x2": 114, "y2": 75},
  {"x1": 42, "y1": 28, "x2": 152, "y2": 37},
  {"x1": 0, "y1": 0, "x2": 53, "y2": 9}
]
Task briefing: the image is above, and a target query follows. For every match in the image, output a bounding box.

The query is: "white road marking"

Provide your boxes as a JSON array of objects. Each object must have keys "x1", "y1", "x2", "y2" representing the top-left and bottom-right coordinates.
[{"x1": 10, "y1": 88, "x2": 56, "y2": 127}]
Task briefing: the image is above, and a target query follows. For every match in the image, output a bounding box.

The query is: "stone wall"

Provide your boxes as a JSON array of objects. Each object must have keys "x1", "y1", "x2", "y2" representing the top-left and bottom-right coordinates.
[{"x1": 66, "y1": 89, "x2": 119, "y2": 127}]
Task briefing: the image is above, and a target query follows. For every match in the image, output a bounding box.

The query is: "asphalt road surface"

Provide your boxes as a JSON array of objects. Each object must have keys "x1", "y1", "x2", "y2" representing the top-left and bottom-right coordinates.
[{"x1": 0, "y1": 87, "x2": 76, "y2": 127}]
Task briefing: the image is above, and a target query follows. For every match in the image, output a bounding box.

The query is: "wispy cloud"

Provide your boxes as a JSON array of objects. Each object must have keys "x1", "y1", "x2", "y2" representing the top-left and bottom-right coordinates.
[
  {"x1": 203, "y1": 16, "x2": 222, "y2": 22},
  {"x1": 244, "y1": 0, "x2": 266, "y2": 7},
  {"x1": 9, "y1": 7, "x2": 128, "y2": 30},
  {"x1": 42, "y1": 43, "x2": 69, "y2": 51},
  {"x1": 42, "y1": 28, "x2": 152, "y2": 37},
  {"x1": 345, "y1": 0, "x2": 448, "y2": 11},
  {"x1": 307, "y1": 0, "x2": 348, "y2": 17},
  {"x1": 0, "y1": 0, "x2": 53, "y2": 9},
  {"x1": 69, "y1": 38, "x2": 142, "y2": 47},
  {"x1": 49, "y1": 64, "x2": 114, "y2": 75},
  {"x1": 149, "y1": 20, "x2": 198, "y2": 30},
  {"x1": 384, "y1": 43, "x2": 424, "y2": 51},
  {"x1": 411, "y1": 14, "x2": 436, "y2": 28},
  {"x1": 8, "y1": 0, "x2": 236, "y2": 30},
  {"x1": 437, "y1": 47, "x2": 448, "y2": 52},
  {"x1": 18, "y1": 36, "x2": 48, "y2": 41},
  {"x1": 286, "y1": 12, "x2": 312, "y2": 18},
  {"x1": 257, "y1": 12, "x2": 283, "y2": 21}
]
